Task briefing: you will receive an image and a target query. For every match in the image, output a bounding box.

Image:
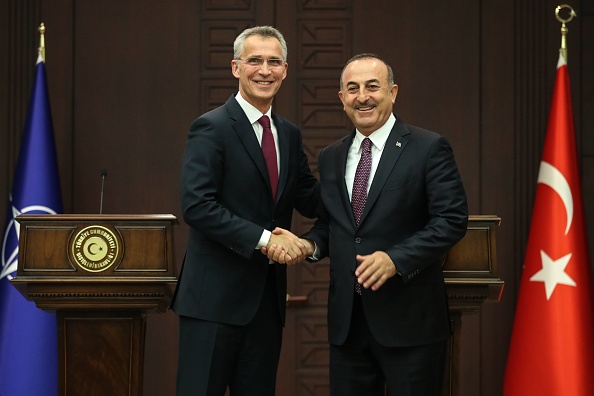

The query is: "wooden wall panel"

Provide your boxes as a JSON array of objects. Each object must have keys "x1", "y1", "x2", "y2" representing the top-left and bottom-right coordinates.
[
  {"x1": 275, "y1": 2, "x2": 353, "y2": 393},
  {"x1": 480, "y1": 0, "x2": 517, "y2": 393},
  {"x1": 62, "y1": 1, "x2": 202, "y2": 394},
  {"x1": 1, "y1": 1, "x2": 593, "y2": 395},
  {"x1": 1, "y1": 1, "x2": 41, "y2": 215},
  {"x1": 574, "y1": 0, "x2": 592, "y2": 283},
  {"x1": 40, "y1": 0, "x2": 74, "y2": 212},
  {"x1": 351, "y1": 0, "x2": 482, "y2": 214},
  {"x1": 348, "y1": 2, "x2": 503, "y2": 395}
]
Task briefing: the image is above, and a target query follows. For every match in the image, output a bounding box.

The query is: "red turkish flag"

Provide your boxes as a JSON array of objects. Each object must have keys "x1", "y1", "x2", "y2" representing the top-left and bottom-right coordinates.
[{"x1": 504, "y1": 52, "x2": 594, "y2": 395}]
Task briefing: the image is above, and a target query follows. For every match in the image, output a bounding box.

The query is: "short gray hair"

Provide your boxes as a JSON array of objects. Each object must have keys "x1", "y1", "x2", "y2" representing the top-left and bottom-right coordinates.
[{"x1": 233, "y1": 26, "x2": 288, "y2": 61}]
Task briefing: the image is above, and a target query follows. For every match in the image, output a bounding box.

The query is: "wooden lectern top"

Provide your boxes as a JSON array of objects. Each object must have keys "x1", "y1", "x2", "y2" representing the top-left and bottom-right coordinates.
[
  {"x1": 11, "y1": 214, "x2": 178, "y2": 311},
  {"x1": 444, "y1": 215, "x2": 504, "y2": 312}
]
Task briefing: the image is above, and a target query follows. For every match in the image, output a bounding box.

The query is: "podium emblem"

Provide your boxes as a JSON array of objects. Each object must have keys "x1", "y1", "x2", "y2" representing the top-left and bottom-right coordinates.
[{"x1": 70, "y1": 225, "x2": 122, "y2": 272}]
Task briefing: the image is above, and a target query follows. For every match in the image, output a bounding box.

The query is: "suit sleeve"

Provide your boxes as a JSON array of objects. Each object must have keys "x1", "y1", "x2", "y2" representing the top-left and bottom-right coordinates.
[
  {"x1": 292, "y1": 128, "x2": 320, "y2": 219},
  {"x1": 180, "y1": 115, "x2": 263, "y2": 259},
  {"x1": 302, "y1": 146, "x2": 331, "y2": 257},
  {"x1": 386, "y1": 135, "x2": 468, "y2": 281}
]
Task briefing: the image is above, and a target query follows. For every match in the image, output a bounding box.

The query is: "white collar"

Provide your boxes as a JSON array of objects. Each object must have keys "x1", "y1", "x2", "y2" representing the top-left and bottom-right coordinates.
[
  {"x1": 353, "y1": 113, "x2": 396, "y2": 152},
  {"x1": 235, "y1": 92, "x2": 273, "y2": 124}
]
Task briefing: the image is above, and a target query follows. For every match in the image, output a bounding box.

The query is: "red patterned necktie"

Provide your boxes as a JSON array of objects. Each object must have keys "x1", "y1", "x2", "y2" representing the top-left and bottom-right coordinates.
[
  {"x1": 351, "y1": 137, "x2": 372, "y2": 294},
  {"x1": 258, "y1": 115, "x2": 278, "y2": 200}
]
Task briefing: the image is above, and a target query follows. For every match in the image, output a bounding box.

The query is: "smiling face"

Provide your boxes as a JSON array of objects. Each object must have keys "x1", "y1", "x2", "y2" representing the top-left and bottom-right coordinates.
[
  {"x1": 231, "y1": 35, "x2": 288, "y2": 113},
  {"x1": 338, "y1": 58, "x2": 398, "y2": 136}
]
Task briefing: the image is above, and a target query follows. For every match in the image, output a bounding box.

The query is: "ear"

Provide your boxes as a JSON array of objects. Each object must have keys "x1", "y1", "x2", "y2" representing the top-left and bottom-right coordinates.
[
  {"x1": 231, "y1": 60, "x2": 240, "y2": 78},
  {"x1": 338, "y1": 90, "x2": 348, "y2": 111},
  {"x1": 390, "y1": 84, "x2": 399, "y2": 103}
]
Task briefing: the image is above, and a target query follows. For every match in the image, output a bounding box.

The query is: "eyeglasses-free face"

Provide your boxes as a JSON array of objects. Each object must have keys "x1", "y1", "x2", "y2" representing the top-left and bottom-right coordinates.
[{"x1": 339, "y1": 58, "x2": 398, "y2": 136}]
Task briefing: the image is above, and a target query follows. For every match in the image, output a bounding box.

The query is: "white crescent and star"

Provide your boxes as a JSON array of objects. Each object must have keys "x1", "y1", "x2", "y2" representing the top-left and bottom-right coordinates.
[
  {"x1": 529, "y1": 160, "x2": 577, "y2": 299},
  {"x1": 537, "y1": 161, "x2": 573, "y2": 235},
  {"x1": 530, "y1": 251, "x2": 575, "y2": 300}
]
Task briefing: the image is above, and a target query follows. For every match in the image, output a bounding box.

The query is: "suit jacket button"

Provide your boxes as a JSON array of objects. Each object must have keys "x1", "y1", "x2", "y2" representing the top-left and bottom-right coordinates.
[{"x1": 355, "y1": 237, "x2": 361, "y2": 244}]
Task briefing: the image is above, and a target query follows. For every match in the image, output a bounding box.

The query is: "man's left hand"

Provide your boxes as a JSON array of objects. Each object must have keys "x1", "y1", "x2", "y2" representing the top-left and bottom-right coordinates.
[{"x1": 355, "y1": 251, "x2": 398, "y2": 291}]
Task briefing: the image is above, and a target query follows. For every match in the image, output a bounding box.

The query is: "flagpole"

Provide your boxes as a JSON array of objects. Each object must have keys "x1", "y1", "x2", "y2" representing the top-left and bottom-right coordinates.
[
  {"x1": 38, "y1": 23, "x2": 46, "y2": 62},
  {"x1": 555, "y1": 4, "x2": 576, "y2": 62},
  {"x1": 0, "y1": 22, "x2": 61, "y2": 396},
  {"x1": 504, "y1": 4, "x2": 594, "y2": 395}
]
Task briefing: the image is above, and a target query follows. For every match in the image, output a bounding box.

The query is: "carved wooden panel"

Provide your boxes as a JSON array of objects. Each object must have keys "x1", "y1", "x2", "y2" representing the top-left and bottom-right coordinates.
[
  {"x1": 200, "y1": 80, "x2": 236, "y2": 112},
  {"x1": 299, "y1": 79, "x2": 350, "y2": 137},
  {"x1": 201, "y1": 21, "x2": 253, "y2": 72},
  {"x1": 298, "y1": 21, "x2": 350, "y2": 70},
  {"x1": 202, "y1": 0, "x2": 254, "y2": 12},
  {"x1": 276, "y1": 2, "x2": 355, "y2": 394},
  {"x1": 4, "y1": 0, "x2": 589, "y2": 395}
]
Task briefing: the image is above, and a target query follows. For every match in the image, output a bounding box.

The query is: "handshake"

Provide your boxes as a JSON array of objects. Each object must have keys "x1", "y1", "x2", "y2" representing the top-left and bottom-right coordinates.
[{"x1": 260, "y1": 227, "x2": 315, "y2": 265}]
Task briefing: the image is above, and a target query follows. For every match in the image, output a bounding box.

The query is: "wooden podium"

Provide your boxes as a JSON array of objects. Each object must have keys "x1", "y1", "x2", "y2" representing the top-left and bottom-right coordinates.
[
  {"x1": 441, "y1": 215, "x2": 503, "y2": 395},
  {"x1": 11, "y1": 214, "x2": 178, "y2": 396}
]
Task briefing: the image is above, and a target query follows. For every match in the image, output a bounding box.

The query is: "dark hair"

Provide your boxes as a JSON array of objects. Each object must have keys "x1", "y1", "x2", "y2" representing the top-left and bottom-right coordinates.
[{"x1": 339, "y1": 53, "x2": 395, "y2": 90}]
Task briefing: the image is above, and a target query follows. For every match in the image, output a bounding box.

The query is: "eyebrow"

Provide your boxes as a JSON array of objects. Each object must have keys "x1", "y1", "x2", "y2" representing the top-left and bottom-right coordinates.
[
  {"x1": 245, "y1": 55, "x2": 282, "y2": 59},
  {"x1": 346, "y1": 78, "x2": 382, "y2": 86}
]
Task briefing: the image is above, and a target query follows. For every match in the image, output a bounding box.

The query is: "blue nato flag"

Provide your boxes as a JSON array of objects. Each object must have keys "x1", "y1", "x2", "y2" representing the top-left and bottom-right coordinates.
[{"x1": 0, "y1": 52, "x2": 61, "y2": 395}]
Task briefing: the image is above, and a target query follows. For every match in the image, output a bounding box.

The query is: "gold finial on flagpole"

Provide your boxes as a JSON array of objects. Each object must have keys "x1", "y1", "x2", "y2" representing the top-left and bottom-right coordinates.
[
  {"x1": 555, "y1": 4, "x2": 576, "y2": 62},
  {"x1": 38, "y1": 23, "x2": 46, "y2": 62}
]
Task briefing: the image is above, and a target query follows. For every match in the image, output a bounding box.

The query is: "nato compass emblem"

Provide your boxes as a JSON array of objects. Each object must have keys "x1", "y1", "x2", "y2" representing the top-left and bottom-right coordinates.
[{"x1": 1, "y1": 201, "x2": 57, "y2": 281}]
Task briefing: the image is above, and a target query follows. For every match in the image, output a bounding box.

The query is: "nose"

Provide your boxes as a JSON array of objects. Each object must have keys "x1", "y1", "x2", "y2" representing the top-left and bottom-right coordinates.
[
  {"x1": 356, "y1": 89, "x2": 370, "y2": 102},
  {"x1": 258, "y1": 63, "x2": 273, "y2": 74}
]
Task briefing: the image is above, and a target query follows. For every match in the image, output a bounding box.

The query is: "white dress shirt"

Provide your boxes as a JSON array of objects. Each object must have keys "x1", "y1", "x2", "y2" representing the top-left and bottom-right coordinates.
[
  {"x1": 309, "y1": 114, "x2": 397, "y2": 260},
  {"x1": 345, "y1": 113, "x2": 396, "y2": 199},
  {"x1": 234, "y1": 93, "x2": 280, "y2": 252}
]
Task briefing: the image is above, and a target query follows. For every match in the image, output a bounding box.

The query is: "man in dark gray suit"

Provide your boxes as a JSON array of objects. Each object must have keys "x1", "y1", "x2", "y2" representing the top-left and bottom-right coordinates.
[
  {"x1": 171, "y1": 26, "x2": 318, "y2": 396},
  {"x1": 267, "y1": 53, "x2": 468, "y2": 395}
]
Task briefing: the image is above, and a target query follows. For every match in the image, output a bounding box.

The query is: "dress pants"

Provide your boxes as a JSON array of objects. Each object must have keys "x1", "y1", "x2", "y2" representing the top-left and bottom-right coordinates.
[
  {"x1": 329, "y1": 292, "x2": 447, "y2": 396},
  {"x1": 176, "y1": 266, "x2": 282, "y2": 396}
]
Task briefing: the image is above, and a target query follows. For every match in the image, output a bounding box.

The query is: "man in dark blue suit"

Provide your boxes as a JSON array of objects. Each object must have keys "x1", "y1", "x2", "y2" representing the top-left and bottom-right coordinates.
[
  {"x1": 171, "y1": 26, "x2": 318, "y2": 396},
  {"x1": 267, "y1": 53, "x2": 468, "y2": 395}
]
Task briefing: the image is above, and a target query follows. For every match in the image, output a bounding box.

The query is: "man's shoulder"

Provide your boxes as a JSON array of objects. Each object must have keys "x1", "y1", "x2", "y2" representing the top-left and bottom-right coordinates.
[
  {"x1": 191, "y1": 96, "x2": 241, "y2": 125},
  {"x1": 272, "y1": 112, "x2": 299, "y2": 133},
  {"x1": 317, "y1": 134, "x2": 352, "y2": 162},
  {"x1": 395, "y1": 118, "x2": 442, "y2": 141},
  {"x1": 325, "y1": 133, "x2": 353, "y2": 151}
]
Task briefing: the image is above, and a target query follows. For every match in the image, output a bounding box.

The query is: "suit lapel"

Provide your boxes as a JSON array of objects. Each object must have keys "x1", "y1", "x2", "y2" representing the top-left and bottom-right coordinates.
[
  {"x1": 272, "y1": 113, "x2": 288, "y2": 203},
  {"x1": 225, "y1": 96, "x2": 272, "y2": 195},
  {"x1": 335, "y1": 133, "x2": 356, "y2": 227},
  {"x1": 359, "y1": 119, "x2": 410, "y2": 225}
]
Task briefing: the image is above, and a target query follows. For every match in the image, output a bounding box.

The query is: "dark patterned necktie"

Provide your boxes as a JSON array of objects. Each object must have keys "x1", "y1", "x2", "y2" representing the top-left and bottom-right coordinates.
[
  {"x1": 258, "y1": 115, "x2": 278, "y2": 200},
  {"x1": 351, "y1": 137, "x2": 372, "y2": 226},
  {"x1": 351, "y1": 137, "x2": 372, "y2": 294}
]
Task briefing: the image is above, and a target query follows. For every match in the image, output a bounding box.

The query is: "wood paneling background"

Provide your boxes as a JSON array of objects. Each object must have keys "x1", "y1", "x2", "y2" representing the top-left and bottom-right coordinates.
[{"x1": 2, "y1": 1, "x2": 593, "y2": 395}]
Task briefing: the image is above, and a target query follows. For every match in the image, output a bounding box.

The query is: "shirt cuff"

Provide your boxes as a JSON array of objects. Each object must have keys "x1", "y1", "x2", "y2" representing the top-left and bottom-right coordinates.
[
  {"x1": 256, "y1": 229, "x2": 272, "y2": 250},
  {"x1": 308, "y1": 240, "x2": 320, "y2": 261}
]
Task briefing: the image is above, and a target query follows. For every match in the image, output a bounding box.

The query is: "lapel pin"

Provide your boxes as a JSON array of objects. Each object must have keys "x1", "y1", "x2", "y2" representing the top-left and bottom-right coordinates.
[{"x1": 396, "y1": 141, "x2": 402, "y2": 147}]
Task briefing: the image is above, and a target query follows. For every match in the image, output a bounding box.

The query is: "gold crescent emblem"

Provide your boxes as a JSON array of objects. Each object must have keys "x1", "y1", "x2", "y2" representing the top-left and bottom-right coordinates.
[
  {"x1": 70, "y1": 225, "x2": 122, "y2": 272},
  {"x1": 84, "y1": 237, "x2": 108, "y2": 260}
]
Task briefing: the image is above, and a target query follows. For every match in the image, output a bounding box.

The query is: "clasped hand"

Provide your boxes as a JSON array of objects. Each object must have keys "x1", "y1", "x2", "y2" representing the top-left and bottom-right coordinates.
[
  {"x1": 260, "y1": 228, "x2": 313, "y2": 265},
  {"x1": 262, "y1": 229, "x2": 397, "y2": 291}
]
